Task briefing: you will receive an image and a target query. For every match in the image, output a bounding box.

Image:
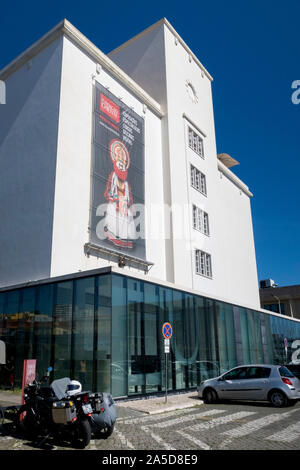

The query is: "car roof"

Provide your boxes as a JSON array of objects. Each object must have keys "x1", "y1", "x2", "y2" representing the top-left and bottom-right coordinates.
[{"x1": 230, "y1": 364, "x2": 279, "y2": 369}]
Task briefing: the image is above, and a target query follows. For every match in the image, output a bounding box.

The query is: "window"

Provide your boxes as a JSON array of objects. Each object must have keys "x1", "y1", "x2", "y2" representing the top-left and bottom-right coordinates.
[
  {"x1": 263, "y1": 303, "x2": 286, "y2": 315},
  {"x1": 188, "y1": 127, "x2": 204, "y2": 158},
  {"x1": 247, "y1": 367, "x2": 271, "y2": 379},
  {"x1": 192, "y1": 205, "x2": 209, "y2": 236},
  {"x1": 195, "y1": 250, "x2": 212, "y2": 278},
  {"x1": 223, "y1": 367, "x2": 248, "y2": 380},
  {"x1": 190, "y1": 165, "x2": 207, "y2": 195},
  {"x1": 279, "y1": 366, "x2": 294, "y2": 378}
]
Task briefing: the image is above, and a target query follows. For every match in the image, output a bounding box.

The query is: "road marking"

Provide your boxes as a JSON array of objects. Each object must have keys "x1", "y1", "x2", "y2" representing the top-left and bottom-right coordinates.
[
  {"x1": 187, "y1": 411, "x2": 257, "y2": 431},
  {"x1": 114, "y1": 429, "x2": 135, "y2": 449},
  {"x1": 219, "y1": 408, "x2": 300, "y2": 449},
  {"x1": 89, "y1": 439, "x2": 98, "y2": 450},
  {"x1": 141, "y1": 425, "x2": 176, "y2": 450},
  {"x1": 266, "y1": 421, "x2": 300, "y2": 443},
  {"x1": 176, "y1": 430, "x2": 211, "y2": 450},
  {"x1": 118, "y1": 407, "x2": 198, "y2": 425},
  {"x1": 150, "y1": 409, "x2": 226, "y2": 429}
]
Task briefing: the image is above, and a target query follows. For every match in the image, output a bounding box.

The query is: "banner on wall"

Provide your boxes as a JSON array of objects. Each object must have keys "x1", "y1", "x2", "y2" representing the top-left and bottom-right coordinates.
[
  {"x1": 90, "y1": 82, "x2": 145, "y2": 260},
  {"x1": 21, "y1": 359, "x2": 36, "y2": 405}
]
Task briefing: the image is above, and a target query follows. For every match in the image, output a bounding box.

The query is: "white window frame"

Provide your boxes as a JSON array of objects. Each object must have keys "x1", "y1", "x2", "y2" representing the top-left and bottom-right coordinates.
[
  {"x1": 188, "y1": 127, "x2": 204, "y2": 158},
  {"x1": 190, "y1": 164, "x2": 207, "y2": 196},
  {"x1": 195, "y1": 250, "x2": 212, "y2": 278},
  {"x1": 192, "y1": 205, "x2": 210, "y2": 236}
]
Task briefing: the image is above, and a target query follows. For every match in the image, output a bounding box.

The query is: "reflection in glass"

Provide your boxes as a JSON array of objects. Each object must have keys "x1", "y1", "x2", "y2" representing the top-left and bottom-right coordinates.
[
  {"x1": 53, "y1": 281, "x2": 73, "y2": 380},
  {"x1": 72, "y1": 277, "x2": 95, "y2": 390},
  {"x1": 95, "y1": 275, "x2": 111, "y2": 392}
]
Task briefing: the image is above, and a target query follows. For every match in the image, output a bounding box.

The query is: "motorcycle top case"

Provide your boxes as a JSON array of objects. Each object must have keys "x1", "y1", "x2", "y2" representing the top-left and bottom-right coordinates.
[
  {"x1": 89, "y1": 392, "x2": 103, "y2": 413},
  {"x1": 52, "y1": 400, "x2": 77, "y2": 425}
]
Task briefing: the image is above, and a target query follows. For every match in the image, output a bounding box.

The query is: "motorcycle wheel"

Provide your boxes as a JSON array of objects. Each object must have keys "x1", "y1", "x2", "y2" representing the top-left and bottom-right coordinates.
[
  {"x1": 94, "y1": 423, "x2": 114, "y2": 439},
  {"x1": 72, "y1": 418, "x2": 91, "y2": 449}
]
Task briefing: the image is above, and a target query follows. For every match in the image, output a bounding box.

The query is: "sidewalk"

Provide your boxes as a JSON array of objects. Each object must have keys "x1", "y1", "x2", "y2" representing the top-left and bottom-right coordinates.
[
  {"x1": 0, "y1": 390, "x2": 22, "y2": 408},
  {"x1": 116, "y1": 391, "x2": 203, "y2": 414},
  {"x1": 0, "y1": 390, "x2": 203, "y2": 415}
]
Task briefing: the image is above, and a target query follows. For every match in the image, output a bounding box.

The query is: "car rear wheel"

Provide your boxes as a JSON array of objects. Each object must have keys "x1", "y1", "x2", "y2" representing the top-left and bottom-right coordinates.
[
  {"x1": 269, "y1": 390, "x2": 288, "y2": 408},
  {"x1": 203, "y1": 388, "x2": 218, "y2": 404}
]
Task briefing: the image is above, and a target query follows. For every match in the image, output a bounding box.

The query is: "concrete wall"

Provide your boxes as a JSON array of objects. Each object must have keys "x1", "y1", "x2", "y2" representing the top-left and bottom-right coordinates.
[{"x1": 0, "y1": 38, "x2": 63, "y2": 287}]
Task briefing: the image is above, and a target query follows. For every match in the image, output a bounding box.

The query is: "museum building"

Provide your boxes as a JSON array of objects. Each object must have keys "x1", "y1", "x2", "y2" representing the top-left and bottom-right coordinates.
[{"x1": 0, "y1": 19, "x2": 299, "y2": 396}]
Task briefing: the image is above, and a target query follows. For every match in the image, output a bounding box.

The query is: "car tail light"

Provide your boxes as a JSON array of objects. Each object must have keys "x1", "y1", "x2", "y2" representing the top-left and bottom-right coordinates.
[{"x1": 282, "y1": 377, "x2": 293, "y2": 386}]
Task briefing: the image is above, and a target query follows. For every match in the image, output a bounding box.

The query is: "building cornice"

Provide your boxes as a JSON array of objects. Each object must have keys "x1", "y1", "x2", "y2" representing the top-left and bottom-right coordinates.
[
  {"x1": 0, "y1": 19, "x2": 163, "y2": 118},
  {"x1": 217, "y1": 159, "x2": 253, "y2": 198}
]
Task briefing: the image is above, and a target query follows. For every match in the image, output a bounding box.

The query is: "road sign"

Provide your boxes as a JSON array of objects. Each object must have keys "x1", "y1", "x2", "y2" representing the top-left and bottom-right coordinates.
[
  {"x1": 164, "y1": 339, "x2": 170, "y2": 353},
  {"x1": 162, "y1": 322, "x2": 172, "y2": 339}
]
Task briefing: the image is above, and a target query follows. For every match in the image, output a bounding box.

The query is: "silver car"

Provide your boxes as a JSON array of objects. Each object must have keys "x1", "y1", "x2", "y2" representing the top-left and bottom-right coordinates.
[{"x1": 197, "y1": 364, "x2": 300, "y2": 407}]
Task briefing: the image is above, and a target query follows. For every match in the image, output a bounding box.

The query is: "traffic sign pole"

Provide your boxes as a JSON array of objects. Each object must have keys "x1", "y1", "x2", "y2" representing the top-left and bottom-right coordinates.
[
  {"x1": 162, "y1": 323, "x2": 172, "y2": 404},
  {"x1": 165, "y1": 353, "x2": 168, "y2": 404}
]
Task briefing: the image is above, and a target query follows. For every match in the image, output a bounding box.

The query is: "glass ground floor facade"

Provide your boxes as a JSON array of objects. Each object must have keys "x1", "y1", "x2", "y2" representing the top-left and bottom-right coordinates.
[{"x1": 1, "y1": 269, "x2": 300, "y2": 398}]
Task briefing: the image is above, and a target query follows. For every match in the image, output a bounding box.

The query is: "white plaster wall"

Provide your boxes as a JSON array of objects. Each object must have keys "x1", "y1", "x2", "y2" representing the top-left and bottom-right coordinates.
[
  {"x1": 110, "y1": 21, "x2": 260, "y2": 308},
  {"x1": 163, "y1": 26, "x2": 259, "y2": 308},
  {"x1": 0, "y1": 38, "x2": 63, "y2": 287},
  {"x1": 51, "y1": 35, "x2": 166, "y2": 280},
  {"x1": 163, "y1": 25, "x2": 220, "y2": 291},
  {"x1": 215, "y1": 169, "x2": 260, "y2": 307}
]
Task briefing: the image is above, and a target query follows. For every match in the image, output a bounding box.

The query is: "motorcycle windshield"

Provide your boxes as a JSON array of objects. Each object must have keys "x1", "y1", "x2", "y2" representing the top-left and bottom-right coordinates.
[{"x1": 51, "y1": 377, "x2": 71, "y2": 399}]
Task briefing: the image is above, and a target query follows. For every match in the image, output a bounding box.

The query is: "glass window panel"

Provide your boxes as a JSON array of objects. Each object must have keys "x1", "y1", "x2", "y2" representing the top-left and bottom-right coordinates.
[
  {"x1": 173, "y1": 290, "x2": 186, "y2": 390},
  {"x1": 159, "y1": 287, "x2": 174, "y2": 391},
  {"x1": 34, "y1": 284, "x2": 54, "y2": 380},
  {"x1": 144, "y1": 283, "x2": 161, "y2": 393},
  {"x1": 111, "y1": 274, "x2": 127, "y2": 397},
  {"x1": 127, "y1": 278, "x2": 144, "y2": 395},
  {"x1": 95, "y1": 274, "x2": 111, "y2": 393},
  {"x1": 4, "y1": 291, "x2": 21, "y2": 388},
  {"x1": 72, "y1": 277, "x2": 95, "y2": 391},
  {"x1": 53, "y1": 281, "x2": 73, "y2": 380}
]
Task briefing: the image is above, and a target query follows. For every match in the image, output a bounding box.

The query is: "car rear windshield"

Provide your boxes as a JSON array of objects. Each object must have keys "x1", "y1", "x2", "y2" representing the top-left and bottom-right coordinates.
[{"x1": 279, "y1": 366, "x2": 294, "y2": 378}]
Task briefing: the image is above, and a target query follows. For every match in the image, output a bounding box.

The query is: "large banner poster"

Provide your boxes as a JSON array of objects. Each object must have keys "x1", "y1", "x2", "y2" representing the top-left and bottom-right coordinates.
[{"x1": 90, "y1": 83, "x2": 145, "y2": 260}]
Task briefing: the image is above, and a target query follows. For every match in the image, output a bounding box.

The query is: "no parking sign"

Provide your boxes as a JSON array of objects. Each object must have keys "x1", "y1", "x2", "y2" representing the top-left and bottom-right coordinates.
[{"x1": 162, "y1": 322, "x2": 172, "y2": 340}]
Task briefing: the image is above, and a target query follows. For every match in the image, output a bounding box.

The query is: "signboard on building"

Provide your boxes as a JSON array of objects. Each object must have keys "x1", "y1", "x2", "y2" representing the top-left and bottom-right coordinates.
[{"x1": 90, "y1": 82, "x2": 145, "y2": 260}]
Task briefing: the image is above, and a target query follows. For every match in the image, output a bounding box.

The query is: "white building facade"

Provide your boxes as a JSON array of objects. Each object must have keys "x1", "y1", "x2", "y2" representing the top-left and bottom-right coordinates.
[{"x1": 0, "y1": 18, "x2": 259, "y2": 309}]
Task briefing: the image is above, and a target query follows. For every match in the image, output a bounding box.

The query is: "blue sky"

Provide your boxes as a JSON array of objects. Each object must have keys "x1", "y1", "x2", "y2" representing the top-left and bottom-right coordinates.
[{"x1": 1, "y1": 0, "x2": 299, "y2": 287}]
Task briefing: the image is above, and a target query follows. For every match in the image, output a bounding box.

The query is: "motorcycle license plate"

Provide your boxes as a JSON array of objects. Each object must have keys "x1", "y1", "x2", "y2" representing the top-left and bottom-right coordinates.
[{"x1": 82, "y1": 404, "x2": 93, "y2": 414}]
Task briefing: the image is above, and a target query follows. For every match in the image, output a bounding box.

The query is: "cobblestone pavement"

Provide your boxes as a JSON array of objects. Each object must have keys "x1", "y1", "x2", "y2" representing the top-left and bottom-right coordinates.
[{"x1": 1, "y1": 399, "x2": 300, "y2": 450}]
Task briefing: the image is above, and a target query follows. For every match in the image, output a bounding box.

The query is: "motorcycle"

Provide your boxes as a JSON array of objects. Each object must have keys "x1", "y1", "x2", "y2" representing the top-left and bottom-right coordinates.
[
  {"x1": 65, "y1": 380, "x2": 117, "y2": 439},
  {"x1": 15, "y1": 373, "x2": 92, "y2": 449}
]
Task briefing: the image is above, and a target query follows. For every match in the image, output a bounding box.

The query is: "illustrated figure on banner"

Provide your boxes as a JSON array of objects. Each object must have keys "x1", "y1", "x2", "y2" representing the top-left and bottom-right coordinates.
[{"x1": 104, "y1": 139, "x2": 136, "y2": 248}]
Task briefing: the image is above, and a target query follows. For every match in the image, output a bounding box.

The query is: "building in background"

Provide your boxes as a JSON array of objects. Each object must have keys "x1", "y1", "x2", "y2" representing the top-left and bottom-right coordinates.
[
  {"x1": 1, "y1": 19, "x2": 299, "y2": 396},
  {"x1": 260, "y1": 281, "x2": 300, "y2": 320}
]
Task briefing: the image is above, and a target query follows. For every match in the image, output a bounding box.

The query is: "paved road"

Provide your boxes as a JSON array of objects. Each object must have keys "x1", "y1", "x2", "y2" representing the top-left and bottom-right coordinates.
[{"x1": 1, "y1": 401, "x2": 300, "y2": 450}]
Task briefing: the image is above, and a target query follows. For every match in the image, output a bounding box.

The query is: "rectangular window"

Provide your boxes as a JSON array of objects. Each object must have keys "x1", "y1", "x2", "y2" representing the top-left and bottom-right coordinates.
[
  {"x1": 190, "y1": 164, "x2": 207, "y2": 195},
  {"x1": 188, "y1": 127, "x2": 204, "y2": 158},
  {"x1": 192, "y1": 205, "x2": 210, "y2": 236},
  {"x1": 263, "y1": 303, "x2": 286, "y2": 315},
  {"x1": 195, "y1": 250, "x2": 212, "y2": 278}
]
